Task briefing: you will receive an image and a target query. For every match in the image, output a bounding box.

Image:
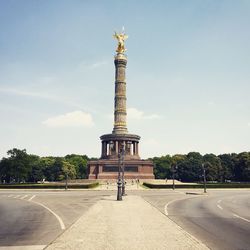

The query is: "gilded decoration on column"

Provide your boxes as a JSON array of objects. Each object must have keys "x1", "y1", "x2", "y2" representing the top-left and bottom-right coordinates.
[{"x1": 113, "y1": 30, "x2": 128, "y2": 54}]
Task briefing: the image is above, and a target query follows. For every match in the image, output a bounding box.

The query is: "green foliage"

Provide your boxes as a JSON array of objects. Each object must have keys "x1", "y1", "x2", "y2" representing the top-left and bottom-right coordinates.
[
  {"x1": 0, "y1": 148, "x2": 32, "y2": 183},
  {"x1": 218, "y1": 154, "x2": 235, "y2": 181},
  {"x1": 178, "y1": 152, "x2": 203, "y2": 182},
  {"x1": 143, "y1": 182, "x2": 250, "y2": 189},
  {"x1": 152, "y1": 151, "x2": 250, "y2": 183},
  {"x1": 151, "y1": 155, "x2": 172, "y2": 179},
  {"x1": 0, "y1": 182, "x2": 99, "y2": 189},
  {"x1": 1, "y1": 148, "x2": 250, "y2": 184},
  {"x1": 64, "y1": 154, "x2": 88, "y2": 178},
  {"x1": 234, "y1": 152, "x2": 250, "y2": 181},
  {"x1": 59, "y1": 161, "x2": 77, "y2": 180},
  {"x1": 27, "y1": 154, "x2": 44, "y2": 182},
  {"x1": 0, "y1": 150, "x2": 80, "y2": 183},
  {"x1": 203, "y1": 154, "x2": 222, "y2": 182}
]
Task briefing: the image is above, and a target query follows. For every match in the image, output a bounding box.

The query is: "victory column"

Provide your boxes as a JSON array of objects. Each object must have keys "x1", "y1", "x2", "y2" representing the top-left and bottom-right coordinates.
[{"x1": 88, "y1": 30, "x2": 154, "y2": 180}]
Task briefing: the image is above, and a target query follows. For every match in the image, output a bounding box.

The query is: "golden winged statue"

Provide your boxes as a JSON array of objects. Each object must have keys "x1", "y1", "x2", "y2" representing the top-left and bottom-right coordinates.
[{"x1": 113, "y1": 30, "x2": 128, "y2": 53}]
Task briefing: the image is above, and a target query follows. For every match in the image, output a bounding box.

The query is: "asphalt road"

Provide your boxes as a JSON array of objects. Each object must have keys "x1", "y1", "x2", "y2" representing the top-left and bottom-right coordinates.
[
  {"x1": 0, "y1": 189, "x2": 249, "y2": 250},
  {"x1": 0, "y1": 190, "x2": 115, "y2": 249},
  {"x1": 140, "y1": 189, "x2": 250, "y2": 250}
]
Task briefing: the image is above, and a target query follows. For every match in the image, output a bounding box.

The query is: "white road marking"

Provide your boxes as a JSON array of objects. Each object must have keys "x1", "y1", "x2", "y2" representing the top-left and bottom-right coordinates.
[
  {"x1": 164, "y1": 197, "x2": 186, "y2": 215},
  {"x1": 29, "y1": 200, "x2": 65, "y2": 230},
  {"x1": 28, "y1": 195, "x2": 36, "y2": 201},
  {"x1": 233, "y1": 213, "x2": 250, "y2": 223},
  {"x1": 217, "y1": 199, "x2": 221, "y2": 204},
  {"x1": 2, "y1": 193, "x2": 65, "y2": 230},
  {"x1": 20, "y1": 195, "x2": 28, "y2": 199},
  {"x1": 217, "y1": 204, "x2": 223, "y2": 210},
  {"x1": 7, "y1": 195, "x2": 13, "y2": 198},
  {"x1": 164, "y1": 194, "x2": 209, "y2": 216},
  {"x1": 0, "y1": 245, "x2": 46, "y2": 250}
]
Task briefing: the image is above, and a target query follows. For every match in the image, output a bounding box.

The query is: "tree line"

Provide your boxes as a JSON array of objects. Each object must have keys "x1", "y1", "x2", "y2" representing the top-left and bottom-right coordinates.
[
  {"x1": 151, "y1": 152, "x2": 250, "y2": 182},
  {"x1": 0, "y1": 148, "x2": 95, "y2": 183},
  {"x1": 0, "y1": 148, "x2": 249, "y2": 183}
]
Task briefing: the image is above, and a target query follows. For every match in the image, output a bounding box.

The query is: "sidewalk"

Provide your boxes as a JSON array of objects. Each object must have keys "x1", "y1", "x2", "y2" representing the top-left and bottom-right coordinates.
[
  {"x1": 46, "y1": 195, "x2": 208, "y2": 250},
  {"x1": 95, "y1": 182, "x2": 144, "y2": 190}
]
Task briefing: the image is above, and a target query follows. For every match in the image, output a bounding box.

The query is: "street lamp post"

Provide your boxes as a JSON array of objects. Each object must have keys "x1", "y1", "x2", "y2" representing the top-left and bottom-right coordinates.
[
  {"x1": 65, "y1": 172, "x2": 68, "y2": 191},
  {"x1": 117, "y1": 142, "x2": 122, "y2": 201},
  {"x1": 121, "y1": 142, "x2": 126, "y2": 196},
  {"x1": 172, "y1": 164, "x2": 178, "y2": 190},
  {"x1": 202, "y1": 163, "x2": 207, "y2": 193}
]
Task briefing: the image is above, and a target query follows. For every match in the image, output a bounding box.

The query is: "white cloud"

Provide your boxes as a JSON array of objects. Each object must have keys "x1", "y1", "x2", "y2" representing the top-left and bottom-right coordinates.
[
  {"x1": 127, "y1": 107, "x2": 161, "y2": 120},
  {"x1": 0, "y1": 87, "x2": 54, "y2": 99},
  {"x1": 77, "y1": 60, "x2": 108, "y2": 71},
  {"x1": 42, "y1": 111, "x2": 94, "y2": 128},
  {"x1": 0, "y1": 87, "x2": 86, "y2": 109},
  {"x1": 90, "y1": 61, "x2": 107, "y2": 69}
]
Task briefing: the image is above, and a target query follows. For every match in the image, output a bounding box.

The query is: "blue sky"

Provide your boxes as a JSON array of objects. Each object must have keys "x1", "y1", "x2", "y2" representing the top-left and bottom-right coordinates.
[{"x1": 0, "y1": 0, "x2": 249, "y2": 158}]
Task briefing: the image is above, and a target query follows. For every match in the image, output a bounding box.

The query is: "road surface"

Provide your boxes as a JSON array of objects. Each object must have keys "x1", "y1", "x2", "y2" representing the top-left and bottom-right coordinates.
[
  {"x1": 141, "y1": 189, "x2": 250, "y2": 250},
  {"x1": 0, "y1": 190, "x2": 113, "y2": 249},
  {"x1": 0, "y1": 189, "x2": 249, "y2": 249}
]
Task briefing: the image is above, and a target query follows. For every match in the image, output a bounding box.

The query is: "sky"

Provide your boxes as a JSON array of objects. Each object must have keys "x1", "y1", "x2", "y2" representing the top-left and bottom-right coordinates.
[{"x1": 0, "y1": 0, "x2": 249, "y2": 159}]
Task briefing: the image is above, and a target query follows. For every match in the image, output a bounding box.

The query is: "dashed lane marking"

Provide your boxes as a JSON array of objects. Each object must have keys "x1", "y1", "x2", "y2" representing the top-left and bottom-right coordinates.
[
  {"x1": 217, "y1": 199, "x2": 221, "y2": 204},
  {"x1": 233, "y1": 213, "x2": 250, "y2": 223},
  {"x1": 20, "y1": 195, "x2": 28, "y2": 199},
  {"x1": 217, "y1": 204, "x2": 223, "y2": 210},
  {"x1": 28, "y1": 195, "x2": 36, "y2": 201}
]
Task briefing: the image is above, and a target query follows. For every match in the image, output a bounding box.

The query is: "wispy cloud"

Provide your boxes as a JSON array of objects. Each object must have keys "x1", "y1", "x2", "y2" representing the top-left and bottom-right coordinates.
[
  {"x1": 77, "y1": 60, "x2": 108, "y2": 71},
  {"x1": 0, "y1": 87, "x2": 55, "y2": 99},
  {"x1": 42, "y1": 110, "x2": 94, "y2": 128},
  {"x1": 0, "y1": 87, "x2": 86, "y2": 110},
  {"x1": 127, "y1": 107, "x2": 161, "y2": 120},
  {"x1": 89, "y1": 61, "x2": 108, "y2": 69}
]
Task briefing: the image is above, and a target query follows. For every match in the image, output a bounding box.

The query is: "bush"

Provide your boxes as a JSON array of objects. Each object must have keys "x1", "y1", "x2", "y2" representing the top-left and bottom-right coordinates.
[
  {"x1": 0, "y1": 182, "x2": 99, "y2": 189},
  {"x1": 143, "y1": 182, "x2": 250, "y2": 189}
]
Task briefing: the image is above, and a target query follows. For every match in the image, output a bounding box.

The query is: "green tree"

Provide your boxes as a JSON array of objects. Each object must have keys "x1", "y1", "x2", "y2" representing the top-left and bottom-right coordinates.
[
  {"x1": 65, "y1": 154, "x2": 88, "y2": 178},
  {"x1": 4, "y1": 148, "x2": 31, "y2": 183},
  {"x1": 203, "y1": 154, "x2": 222, "y2": 182},
  {"x1": 234, "y1": 152, "x2": 250, "y2": 181},
  {"x1": 178, "y1": 152, "x2": 203, "y2": 182},
  {"x1": 41, "y1": 157, "x2": 56, "y2": 181},
  {"x1": 218, "y1": 154, "x2": 234, "y2": 182},
  {"x1": 59, "y1": 161, "x2": 76, "y2": 181},
  {"x1": 152, "y1": 155, "x2": 172, "y2": 179},
  {"x1": 27, "y1": 155, "x2": 45, "y2": 182},
  {"x1": 0, "y1": 157, "x2": 12, "y2": 183}
]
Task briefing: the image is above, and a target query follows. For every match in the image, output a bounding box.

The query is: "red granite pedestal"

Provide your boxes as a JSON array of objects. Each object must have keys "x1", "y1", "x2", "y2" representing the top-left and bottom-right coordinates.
[{"x1": 88, "y1": 158, "x2": 154, "y2": 180}]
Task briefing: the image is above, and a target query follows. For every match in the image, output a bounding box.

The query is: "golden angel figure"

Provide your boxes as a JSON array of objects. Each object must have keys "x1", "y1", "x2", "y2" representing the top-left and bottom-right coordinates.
[{"x1": 113, "y1": 30, "x2": 128, "y2": 53}]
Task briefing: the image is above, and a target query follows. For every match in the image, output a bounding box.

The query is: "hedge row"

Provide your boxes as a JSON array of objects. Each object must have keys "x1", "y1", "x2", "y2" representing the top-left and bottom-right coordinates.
[
  {"x1": 0, "y1": 182, "x2": 99, "y2": 189},
  {"x1": 143, "y1": 182, "x2": 250, "y2": 189}
]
